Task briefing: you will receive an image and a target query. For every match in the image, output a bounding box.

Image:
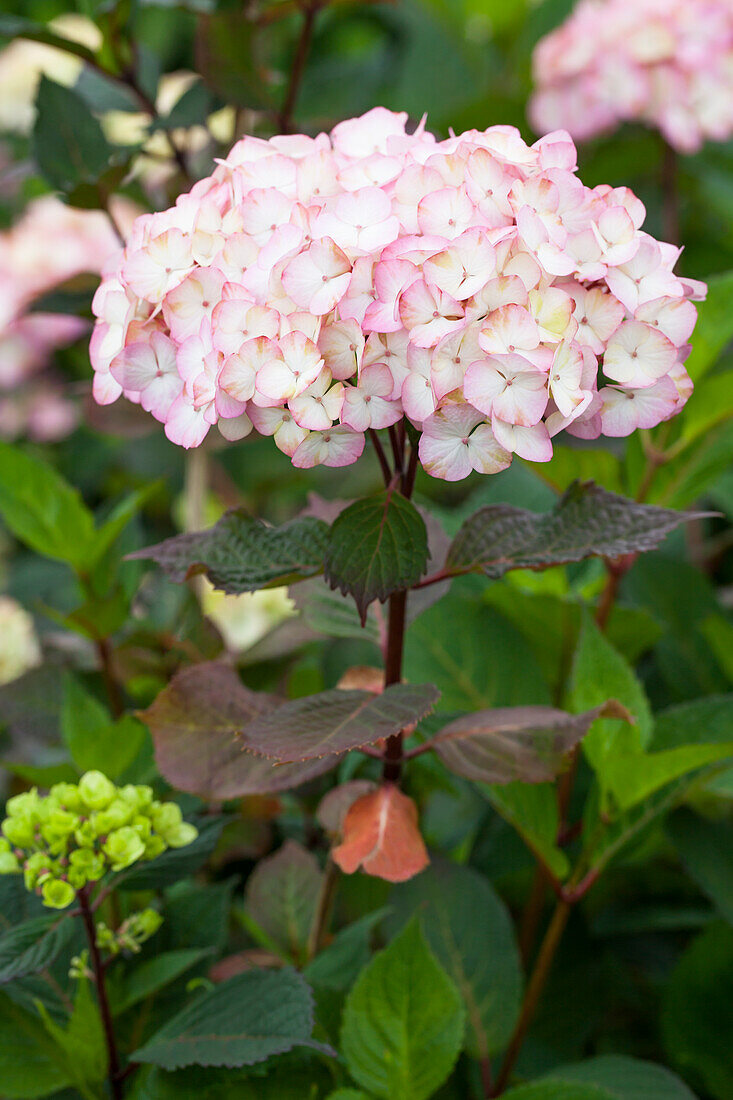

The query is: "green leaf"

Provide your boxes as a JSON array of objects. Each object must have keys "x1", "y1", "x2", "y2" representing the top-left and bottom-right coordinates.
[
  {"x1": 141, "y1": 662, "x2": 336, "y2": 798},
  {"x1": 150, "y1": 79, "x2": 214, "y2": 131},
  {"x1": 324, "y1": 1092, "x2": 372, "y2": 1100},
  {"x1": 0, "y1": 441, "x2": 95, "y2": 569},
  {"x1": 389, "y1": 862, "x2": 521, "y2": 1059},
  {"x1": 0, "y1": 917, "x2": 75, "y2": 986},
  {"x1": 535, "y1": 1055, "x2": 699, "y2": 1099},
  {"x1": 324, "y1": 488, "x2": 429, "y2": 623},
  {"x1": 668, "y1": 810, "x2": 733, "y2": 925},
  {"x1": 662, "y1": 922, "x2": 733, "y2": 1099},
  {"x1": 0, "y1": 992, "x2": 71, "y2": 1098},
  {"x1": 304, "y1": 909, "x2": 389, "y2": 993},
  {"x1": 244, "y1": 841, "x2": 322, "y2": 964},
  {"x1": 568, "y1": 613, "x2": 652, "y2": 778},
  {"x1": 444, "y1": 482, "x2": 703, "y2": 579},
  {"x1": 684, "y1": 270, "x2": 733, "y2": 380},
  {"x1": 242, "y1": 682, "x2": 440, "y2": 762},
  {"x1": 32, "y1": 76, "x2": 117, "y2": 192},
  {"x1": 652, "y1": 694, "x2": 733, "y2": 750},
  {"x1": 91, "y1": 484, "x2": 160, "y2": 567},
  {"x1": 432, "y1": 701, "x2": 630, "y2": 786},
  {"x1": 680, "y1": 369, "x2": 733, "y2": 443},
  {"x1": 130, "y1": 509, "x2": 329, "y2": 594},
  {"x1": 37, "y1": 977, "x2": 106, "y2": 1093},
  {"x1": 341, "y1": 918, "x2": 464, "y2": 1100},
  {"x1": 503, "y1": 1087, "x2": 613, "y2": 1100},
  {"x1": 601, "y1": 742, "x2": 733, "y2": 811},
  {"x1": 110, "y1": 949, "x2": 213, "y2": 1015},
  {"x1": 404, "y1": 596, "x2": 551, "y2": 712},
  {"x1": 133, "y1": 967, "x2": 324, "y2": 1070},
  {"x1": 61, "y1": 676, "x2": 145, "y2": 778},
  {"x1": 196, "y1": 10, "x2": 271, "y2": 109},
  {"x1": 486, "y1": 782, "x2": 569, "y2": 880}
]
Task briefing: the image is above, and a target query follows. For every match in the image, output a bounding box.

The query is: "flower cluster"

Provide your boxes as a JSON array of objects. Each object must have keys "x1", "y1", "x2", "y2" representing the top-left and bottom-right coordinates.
[
  {"x1": 91, "y1": 108, "x2": 703, "y2": 481},
  {"x1": 530, "y1": 0, "x2": 733, "y2": 153},
  {"x1": 0, "y1": 771, "x2": 198, "y2": 909},
  {"x1": 0, "y1": 197, "x2": 122, "y2": 442}
]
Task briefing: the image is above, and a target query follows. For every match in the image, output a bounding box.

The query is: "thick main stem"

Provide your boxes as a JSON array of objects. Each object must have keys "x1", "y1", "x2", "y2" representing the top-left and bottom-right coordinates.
[
  {"x1": 382, "y1": 588, "x2": 408, "y2": 783},
  {"x1": 78, "y1": 888, "x2": 123, "y2": 1100},
  {"x1": 492, "y1": 899, "x2": 572, "y2": 1095},
  {"x1": 279, "y1": 1, "x2": 320, "y2": 133}
]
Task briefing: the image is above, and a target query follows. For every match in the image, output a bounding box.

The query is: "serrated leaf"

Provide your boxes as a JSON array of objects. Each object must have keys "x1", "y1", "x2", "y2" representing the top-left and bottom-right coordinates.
[
  {"x1": 389, "y1": 862, "x2": 522, "y2": 1059},
  {"x1": 325, "y1": 489, "x2": 429, "y2": 623},
  {"x1": 242, "y1": 682, "x2": 440, "y2": 762},
  {"x1": 0, "y1": 441, "x2": 95, "y2": 568},
  {"x1": 0, "y1": 916, "x2": 74, "y2": 985},
  {"x1": 129, "y1": 509, "x2": 329, "y2": 594},
  {"x1": 32, "y1": 76, "x2": 117, "y2": 192},
  {"x1": 341, "y1": 919, "x2": 464, "y2": 1100},
  {"x1": 133, "y1": 967, "x2": 324, "y2": 1070},
  {"x1": 432, "y1": 701, "x2": 630, "y2": 785},
  {"x1": 244, "y1": 841, "x2": 322, "y2": 964},
  {"x1": 445, "y1": 481, "x2": 706, "y2": 579},
  {"x1": 141, "y1": 662, "x2": 335, "y2": 798}
]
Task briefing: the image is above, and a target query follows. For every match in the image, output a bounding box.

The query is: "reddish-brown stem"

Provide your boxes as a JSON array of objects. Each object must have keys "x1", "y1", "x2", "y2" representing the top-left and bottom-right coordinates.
[
  {"x1": 388, "y1": 424, "x2": 404, "y2": 477},
  {"x1": 492, "y1": 898, "x2": 572, "y2": 1095},
  {"x1": 403, "y1": 443, "x2": 419, "y2": 497},
  {"x1": 661, "y1": 139, "x2": 679, "y2": 246},
  {"x1": 411, "y1": 566, "x2": 453, "y2": 590},
  {"x1": 480, "y1": 1056, "x2": 494, "y2": 1097},
  {"x1": 368, "y1": 428, "x2": 392, "y2": 486},
  {"x1": 95, "y1": 638, "x2": 124, "y2": 719},
  {"x1": 382, "y1": 588, "x2": 407, "y2": 783},
  {"x1": 278, "y1": 1, "x2": 320, "y2": 133},
  {"x1": 517, "y1": 866, "x2": 547, "y2": 968},
  {"x1": 78, "y1": 888, "x2": 123, "y2": 1100}
]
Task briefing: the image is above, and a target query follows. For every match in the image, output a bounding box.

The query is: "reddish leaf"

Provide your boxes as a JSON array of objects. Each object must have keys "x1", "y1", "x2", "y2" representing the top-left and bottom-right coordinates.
[
  {"x1": 316, "y1": 780, "x2": 377, "y2": 836},
  {"x1": 332, "y1": 785, "x2": 429, "y2": 884}
]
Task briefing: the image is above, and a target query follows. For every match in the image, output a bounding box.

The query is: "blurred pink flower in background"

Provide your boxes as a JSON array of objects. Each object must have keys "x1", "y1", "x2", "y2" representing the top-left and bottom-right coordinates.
[
  {"x1": 530, "y1": 0, "x2": 733, "y2": 152},
  {"x1": 0, "y1": 197, "x2": 122, "y2": 441}
]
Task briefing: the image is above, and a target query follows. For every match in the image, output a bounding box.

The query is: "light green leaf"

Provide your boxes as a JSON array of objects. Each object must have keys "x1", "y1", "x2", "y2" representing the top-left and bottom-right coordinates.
[
  {"x1": 61, "y1": 677, "x2": 145, "y2": 778},
  {"x1": 680, "y1": 369, "x2": 733, "y2": 443},
  {"x1": 568, "y1": 612, "x2": 651, "y2": 779},
  {"x1": 602, "y1": 743, "x2": 733, "y2": 811},
  {"x1": 38, "y1": 977, "x2": 106, "y2": 1094},
  {"x1": 133, "y1": 967, "x2": 323, "y2": 1070},
  {"x1": 324, "y1": 488, "x2": 429, "y2": 623},
  {"x1": 0, "y1": 441, "x2": 95, "y2": 569},
  {"x1": 341, "y1": 918, "x2": 464, "y2": 1100},
  {"x1": 389, "y1": 862, "x2": 521, "y2": 1059}
]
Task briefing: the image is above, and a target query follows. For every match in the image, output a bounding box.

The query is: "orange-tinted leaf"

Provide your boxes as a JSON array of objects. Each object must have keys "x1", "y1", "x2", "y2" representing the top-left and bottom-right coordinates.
[{"x1": 332, "y1": 785, "x2": 429, "y2": 884}]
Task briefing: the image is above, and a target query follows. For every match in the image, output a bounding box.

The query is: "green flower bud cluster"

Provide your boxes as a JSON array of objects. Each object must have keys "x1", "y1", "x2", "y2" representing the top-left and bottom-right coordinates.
[
  {"x1": 0, "y1": 771, "x2": 198, "y2": 909},
  {"x1": 96, "y1": 907, "x2": 163, "y2": 956}
]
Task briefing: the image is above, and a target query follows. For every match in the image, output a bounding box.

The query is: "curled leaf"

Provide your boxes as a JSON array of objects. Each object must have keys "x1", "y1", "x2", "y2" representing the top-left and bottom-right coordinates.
[{"x1": 332, "y1": 785, "x2": 429, "y2": 883}]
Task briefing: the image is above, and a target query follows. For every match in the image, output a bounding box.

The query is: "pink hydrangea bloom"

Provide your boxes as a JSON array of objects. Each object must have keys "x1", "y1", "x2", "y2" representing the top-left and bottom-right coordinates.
[
  {"x1": 530, "y1": 0, "x2": 733, "y2": 153},
  {"x1": 90, "y1": 108, "x2": 704, "y2": 480}
]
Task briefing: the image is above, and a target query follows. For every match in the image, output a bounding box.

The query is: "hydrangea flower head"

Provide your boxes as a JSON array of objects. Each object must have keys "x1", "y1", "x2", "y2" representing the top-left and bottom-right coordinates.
[
  {"x1": 530, "y1": 0, "x2": 733, "y2": 153},
  {"x1": 91, "y1": 108, "x2": 704, "y2": 481}
]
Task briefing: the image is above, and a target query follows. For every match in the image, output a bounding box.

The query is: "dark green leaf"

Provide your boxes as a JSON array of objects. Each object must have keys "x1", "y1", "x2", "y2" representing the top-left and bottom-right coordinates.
[
  {"x1": 0, "y1": 16, "x2": 96, "y2": 62},
  {"x1": 486, "y1": 782, "x2": 570, "y2": 879},
  {"x1": 110, "y1": 949, "x2": 214, "y2": 1015},
  {"x1": 242, "y1": 682, "x2": 440, "y2": 762},
  {"x1": 432, "y1": 701, "x2": 630, "y2": 785},
  {"x1": 0, "y1": 992, "x2": 71, "y2": 1098},
  {"x1": 133, "y1": 967, "x2": 325, "y2": 1069},
  {"x1": 324, "y1": 489, "x2": 429, "y2": 623},
  {"x1": 150, "y1": 79, "x2": 214, "y2": 131},
  {"x1": 445, "y1": 482, "x2": 706, "y2": 579},
  {"x1": 195, "y1": 11, "x2": 270, "y2": 109},
  {"x1": 32, "y1": 76, "x2": 117, "y2": 192},
  {"x1": 141, "y1": 662, "x2": 336, "y2": 798},
  {"x1": 341, "y1": 919, "x2": 464, "y2": 1100},
  {"x1": 116, "y1": 817, "x2": 223, "y2": 890},
  {"x1": 545, "y1": 1055, "x2": 698, "y2": 1099},
  {"x1": 304, "y1": 909, "x2": 389, "y2": 993},
  {"x1": 37, "y1": 977, "x2": 106, "y2": 1090},
  {"x1": 389, "y1": 862, "x2": 521, "y2": 1059},
  {"x1": 0, "y1": 917, "x2": 74, "y2": 985},
  {"x1": 662, "y1": 922, "x2": 733, "y2": 1099},
  {"x1": 685, "y1": 270, "x2": 733, "y2": 380},
  {"x1": 668, "y1": 810, "x2": 733, "y2": 925},
  {"x1": 129, "y1": 510, "x2": 329, "y2": 594}
]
